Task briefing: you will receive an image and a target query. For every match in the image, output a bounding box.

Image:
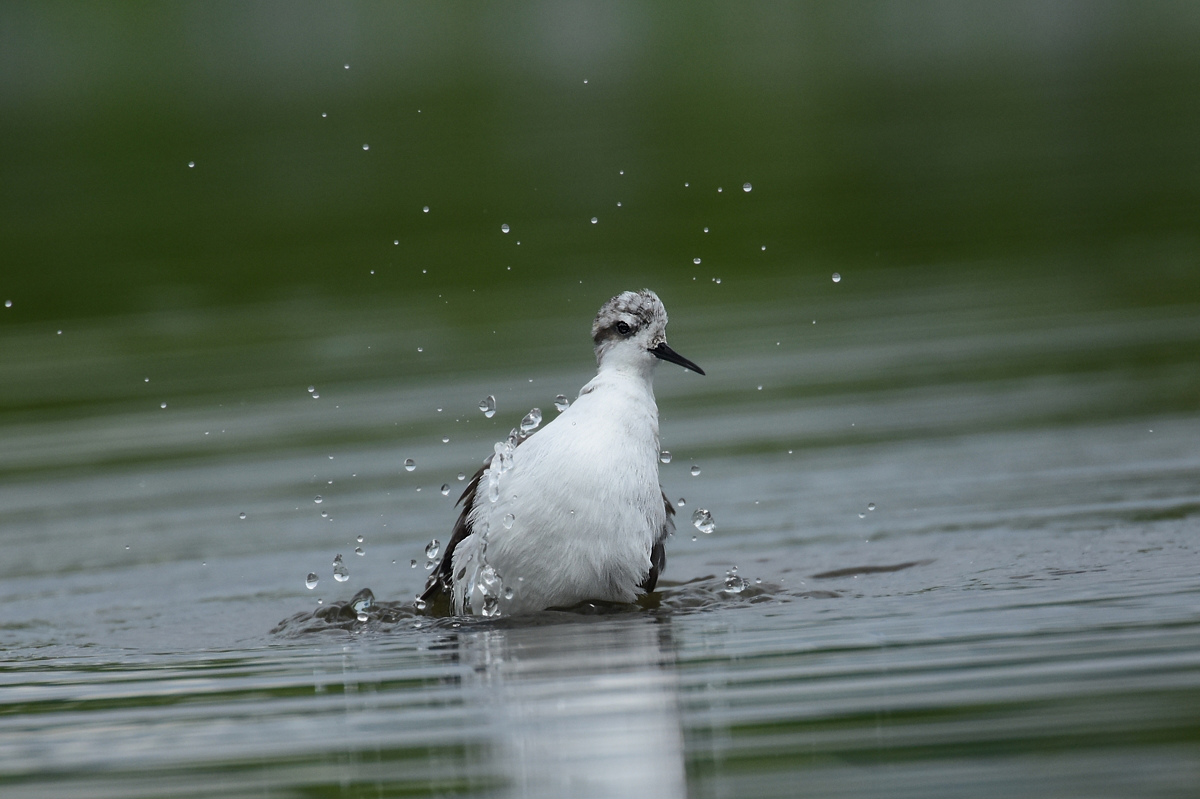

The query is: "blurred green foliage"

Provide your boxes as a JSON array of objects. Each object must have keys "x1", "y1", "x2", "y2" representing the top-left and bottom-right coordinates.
[{"x1": 2, "y1": 2, "x2": 1198, "y2": 323}]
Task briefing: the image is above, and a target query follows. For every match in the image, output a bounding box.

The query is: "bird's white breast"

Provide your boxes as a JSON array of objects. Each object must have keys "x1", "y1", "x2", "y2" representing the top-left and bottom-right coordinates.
[{"x1": 452, "y1": 372, "x2": 664, "y2": 614}]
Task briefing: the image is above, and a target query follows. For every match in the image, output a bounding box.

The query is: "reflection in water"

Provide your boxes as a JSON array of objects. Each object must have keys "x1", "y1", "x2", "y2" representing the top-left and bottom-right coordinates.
[{"x1": 453, "y1": 616, "x2": 686, "y2": 799}]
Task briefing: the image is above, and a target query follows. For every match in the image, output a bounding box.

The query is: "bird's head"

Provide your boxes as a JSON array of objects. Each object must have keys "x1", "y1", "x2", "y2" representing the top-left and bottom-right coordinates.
[{"x1": 591, "y1": 289, "x2": 705, "y2": 377}]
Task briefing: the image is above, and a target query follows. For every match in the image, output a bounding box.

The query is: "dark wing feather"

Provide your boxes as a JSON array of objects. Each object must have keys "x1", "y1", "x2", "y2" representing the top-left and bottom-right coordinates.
[
  {"x1": 419, "y1": 456, "x2": 488, "y2": 611},
  {"x1": 639, "y1": 490, "x2": 674, "y2": 592}
]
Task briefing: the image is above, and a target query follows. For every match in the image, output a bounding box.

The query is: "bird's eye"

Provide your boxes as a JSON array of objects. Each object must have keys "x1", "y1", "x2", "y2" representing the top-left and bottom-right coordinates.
[{"x1": 615, "y1": 321, "x2": 631, "y2": 335}]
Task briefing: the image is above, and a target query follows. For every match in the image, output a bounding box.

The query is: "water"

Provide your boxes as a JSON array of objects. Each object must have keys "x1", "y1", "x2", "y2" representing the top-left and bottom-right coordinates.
[
  {"x1": 3, "y1": 4, "x2": 1200, "y2": 796},
  {"x1": 2, "y1": 266, "x2": 1198, "y2": 798},
  {"x1": 519, "y1": 408, "x2": 543, "y2": 434}
]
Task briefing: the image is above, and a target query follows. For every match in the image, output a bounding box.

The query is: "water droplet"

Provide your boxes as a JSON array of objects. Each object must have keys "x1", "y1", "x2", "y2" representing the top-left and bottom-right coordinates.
[
  {"x1": 457, "y1": 472, "x2": 466, "y2": 481},
  {"x1": 332, "y1": 554, "x2": 350, "y2": 582},
  {"x1": 356, "y1": 535, "x2": 364, "y2": 543},
  {"x1": 344, "y1": 63, "x2": 350, "y2": 69},
  {"x1": 393, "y1": 239, "x2": 399, "y2": 245},
  {"x1": 761, "y1": 245, "x2": 767, "y2": 251},
  {"x1": 554, "y1": 394, "x2": 569, "y2": 412},
  {"x1": 423, "y1": 559, "x2": 434, "y2": 570},
  {"x1": 692, "y1": 508, "x2": 715, "y2": 534},
  {"x1": 590, "y1": 216, "x2": 598, "y2": 224},
  {"x1": 238, "y1": 512, "x2": 246, "y2": 520},
  {"x1": 416, "y1": 347, "x2": 423, "y2": 353},
  {"x1": 356, "y1": 611, "x2": 368, "y2": 622},
  {"x1": 441, "y1": 483, "x2": 450, "y2": 495},
  {"x1": 312, "y1": 393, "x2": 319, "y2": 399},
  {"x1": 660, "y1": 450, "x2": 672, "y2": 464},
  {"x1": 868, "y1": 502, "x2": 876, "y2": 511},
  {"x1": 480, "y1": 395, "x2": 497, "y2": 417},
  {"x1": 160, "y1": 402, "x2": 167, "y2": 409},
  {"x1": 690, "y1": 465, "x2": 701, "y2": 477},
  {"x1": 703, "y1": 226, "x2": 710, "y2": 233},
  {"x1": 307, "y1": 386, "x2": 315, "y2": 393},
  {"x1": 352, "y1": 547, "x2": 363, "y2": 556},
  {"x1": 743, "y1": 182, "x2": 752, "y2": 192},
  {"x1": 832, "y1": 273, "x2": 841, "y2": 283},
  {"x1": 410, "y1": 559, "x2": 417, "y2": 569},
  {"x1": 520, "y1": 408, "x2": 543, "y2": 434},
  {"x1": 404, "y1": 458, "x2": 416, "y2": 472},
  {"x1": 414, "y1": 598, "x2": 427, "y2": 611},
  {"x1": 425, "y1": 539, "x2": 441, "y2": 559},
  {"x1": 320, "y1": 510, "x2": 328, "y2": 518},
  {"x1": 314, "y1": 495, "x2": 323, "y2": 504},
  {"x1": 362, "y1": 144, "x2": 369, "y2": 151},
  {"x1": 724, "y1": 567, "x2": 747, "y2": 594},
  {"x1": 501, "y1": 223, "x2": 510, "y2": 233},
  {"x1": 693, "y1": 257, "x2": 701, "y2": 265},
  {"x1": 502, "y1": 513, "x2": 515, "y2": 529},
  {"x1": 187, "y1": 161, "x2": 195, "y2": 168},
  {"x1": 305, "y1": 573, "x2": 319, "y2": 589},
  {"x1": 504, "y1": 587, "x2": 514, "y2": 599},
  {"x1": 423, "y1": 205, "x2": 430, "y2": 213},
  {"x1": 677, "y1": 497, "x2": 686, "y2": 507},
  {"x1": 717, "y1": 187, "x2": 723, "y2": 193},
  {"x1": 321, "y1": 112, "x2": 327, "y2": 118},
  {"x1": 858, "y1": 512, "x2": 866, "y2": 519}
]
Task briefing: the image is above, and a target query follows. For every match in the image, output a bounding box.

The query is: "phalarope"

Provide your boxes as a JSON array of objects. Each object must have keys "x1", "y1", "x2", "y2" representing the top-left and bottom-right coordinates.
[{"x1": 421, "y1": 289, "x2": 704, "y2": 616}]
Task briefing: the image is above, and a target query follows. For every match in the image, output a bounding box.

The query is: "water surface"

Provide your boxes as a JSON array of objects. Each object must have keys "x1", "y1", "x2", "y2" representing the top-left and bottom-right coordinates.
[{"x1": 2, "y1": 268, "x2": 1198, "y2": 798}]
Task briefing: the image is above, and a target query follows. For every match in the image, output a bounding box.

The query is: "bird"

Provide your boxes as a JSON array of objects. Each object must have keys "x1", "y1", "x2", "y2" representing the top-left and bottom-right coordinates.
[{"x1": 421, "y1": 289, "x2": 705, "y2": 616}]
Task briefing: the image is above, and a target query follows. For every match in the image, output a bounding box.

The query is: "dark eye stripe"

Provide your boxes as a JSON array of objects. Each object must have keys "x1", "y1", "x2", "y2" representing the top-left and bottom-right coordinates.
[{"x1": 592, "y1": 317, "x2": 643, "y2": 345}]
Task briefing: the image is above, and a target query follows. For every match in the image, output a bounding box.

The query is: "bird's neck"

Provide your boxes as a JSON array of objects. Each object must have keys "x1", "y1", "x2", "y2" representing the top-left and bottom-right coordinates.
[
  {"x1": 596, "y1": 358, "x2": 656, "y2": 386},
  {"x1": 582, "y1": 361, "x2": 657, "y2": 403}
]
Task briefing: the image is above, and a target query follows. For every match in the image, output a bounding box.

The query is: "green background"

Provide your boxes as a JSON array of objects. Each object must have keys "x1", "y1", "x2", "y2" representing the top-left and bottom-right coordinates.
[{"x1": 3, "y1": 2, "x2": 1198, "y2": 324}]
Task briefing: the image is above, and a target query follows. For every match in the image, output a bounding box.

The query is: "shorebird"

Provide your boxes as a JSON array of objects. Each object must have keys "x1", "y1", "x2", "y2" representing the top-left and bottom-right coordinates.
[{"x1": 421, "y1": 289, "x2": 705, "y2": 616}]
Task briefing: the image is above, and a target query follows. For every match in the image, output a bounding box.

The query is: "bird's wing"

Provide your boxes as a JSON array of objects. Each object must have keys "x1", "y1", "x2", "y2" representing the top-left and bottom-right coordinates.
[
  {"x1": 639, "y1": 490, "x2": 675, "y2": 593},
  {"x1": 420, "y1": 428, "x2": 533, "y2": 611},
  {"x1": 419, "y1": 457, "x2": 487, "y2": 611}
]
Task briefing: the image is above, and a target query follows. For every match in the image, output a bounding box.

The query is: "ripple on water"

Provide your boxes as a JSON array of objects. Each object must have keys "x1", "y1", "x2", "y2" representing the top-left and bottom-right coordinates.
[{"x1": 269, "y1": 573, "x2": 849, "y2": 637}]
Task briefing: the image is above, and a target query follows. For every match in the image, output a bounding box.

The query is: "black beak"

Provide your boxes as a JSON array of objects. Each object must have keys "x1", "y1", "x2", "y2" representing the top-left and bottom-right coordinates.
[{"x1": 650, "y1": 342, "x2": 706, "y2": 375}]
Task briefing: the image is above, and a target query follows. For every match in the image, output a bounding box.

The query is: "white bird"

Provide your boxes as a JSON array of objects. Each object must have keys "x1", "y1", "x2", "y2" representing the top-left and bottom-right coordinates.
[{"x1": 421, "y1": 289, "x2": 705, "y2": 616}]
